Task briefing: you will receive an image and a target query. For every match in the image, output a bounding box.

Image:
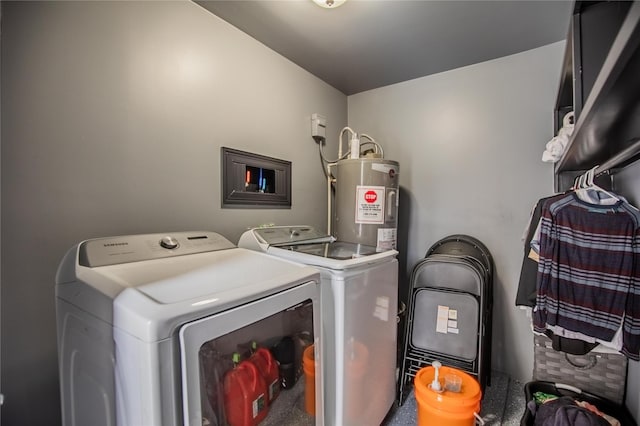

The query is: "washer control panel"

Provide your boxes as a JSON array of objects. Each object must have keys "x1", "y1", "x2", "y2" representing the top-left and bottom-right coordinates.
[
  {"x1": 254, "y1": 225, "x2": 334, "y2": 246},
  {"x1": 78, "y1": 231, "x2": 235, "y2": 267}
]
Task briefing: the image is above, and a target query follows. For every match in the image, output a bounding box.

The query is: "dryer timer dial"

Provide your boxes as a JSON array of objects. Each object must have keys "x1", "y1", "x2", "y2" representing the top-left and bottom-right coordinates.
[{"x1": 160, "y1": 236, "x2": 179, "y2": 250}]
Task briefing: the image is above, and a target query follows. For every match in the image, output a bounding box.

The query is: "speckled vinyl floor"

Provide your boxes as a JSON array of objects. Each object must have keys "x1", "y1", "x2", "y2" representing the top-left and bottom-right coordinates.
[
  {"x1": 383, "y1": 371, "x2": 526, "y2": 425},
  {"x1": 262, "y1": 370, "x2": 525, "y2": 425}
]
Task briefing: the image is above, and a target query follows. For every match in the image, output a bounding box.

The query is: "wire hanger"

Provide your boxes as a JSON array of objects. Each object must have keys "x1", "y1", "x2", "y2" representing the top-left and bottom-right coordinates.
[
  {"x1": 581, "y1": 165, "x2": 620, "y2": 201},
  {"x1": 573, "y1": 169, "x2": 590, "y2": 190},
  {"x1": 573, "y1": 174, "x2": 581, "y2": 190}
]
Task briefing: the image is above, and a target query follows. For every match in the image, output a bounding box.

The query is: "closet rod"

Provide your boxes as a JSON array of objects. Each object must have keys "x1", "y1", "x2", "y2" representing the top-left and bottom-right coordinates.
[{"x1": 593, "y1": 137, "x2": 640, "y2": 177}]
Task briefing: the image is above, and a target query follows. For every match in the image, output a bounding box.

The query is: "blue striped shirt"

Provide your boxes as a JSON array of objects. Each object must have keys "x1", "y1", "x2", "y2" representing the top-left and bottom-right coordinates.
[{"x1": 532, "y1": 193, "x2": 640, "y2": 360}]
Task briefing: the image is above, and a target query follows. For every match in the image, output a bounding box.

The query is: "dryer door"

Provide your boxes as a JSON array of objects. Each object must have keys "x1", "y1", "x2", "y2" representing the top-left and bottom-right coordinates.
[{"x1": 179, "y1": 280, "x2": 321, "y2": 426}]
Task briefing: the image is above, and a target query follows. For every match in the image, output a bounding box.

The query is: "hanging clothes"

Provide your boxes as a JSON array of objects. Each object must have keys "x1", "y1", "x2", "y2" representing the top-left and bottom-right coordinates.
[
  {"x1": 517, "y1": 193, "x2": 599, "y2": 355},
  {"x1": 530, "y1": 192, "x2": 640, "y2": 361},
  {"x1": 516, "y1": 193, "x2": 568, "y2": 307}
]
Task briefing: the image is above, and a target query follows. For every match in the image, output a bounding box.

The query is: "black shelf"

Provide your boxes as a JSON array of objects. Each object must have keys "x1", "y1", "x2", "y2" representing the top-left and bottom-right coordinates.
[
  {"x1": 553, "y1": 29, "x2": 574, "y2": 134},
  {"x1": 556, "y1": 1, "x2": 640, "y2": 174}
]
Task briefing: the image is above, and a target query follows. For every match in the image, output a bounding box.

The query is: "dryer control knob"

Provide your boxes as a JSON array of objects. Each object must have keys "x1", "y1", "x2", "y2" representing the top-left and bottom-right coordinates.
[{"x1": 160, "y1": 236, "x2": 179, "y2": 249}]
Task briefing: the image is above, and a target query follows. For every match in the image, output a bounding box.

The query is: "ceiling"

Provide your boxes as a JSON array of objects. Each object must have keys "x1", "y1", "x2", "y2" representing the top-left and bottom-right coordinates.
[{"x1": 195, "y1": 0, "x2": 574, "y2": 95}]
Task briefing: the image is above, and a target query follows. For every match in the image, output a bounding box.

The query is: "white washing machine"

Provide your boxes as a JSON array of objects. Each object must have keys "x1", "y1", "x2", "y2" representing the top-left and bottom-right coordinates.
[
  {"x1": 238, "y1": 226, "x2": 398, "y2": 426},
  {"x1": 55, "y1": 231, "x2": 323, "y2": 426}
]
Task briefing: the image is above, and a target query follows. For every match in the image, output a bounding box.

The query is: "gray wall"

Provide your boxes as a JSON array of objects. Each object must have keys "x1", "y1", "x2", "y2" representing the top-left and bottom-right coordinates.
[
  {"x1": 0, "y1": 1, "x2": 346, "y2": 424},
  {"x1": 612, "y1": 165, "x2": 640, "y2": 421},
  {"x1": 3, "y1": 2, "x2": 635, "y2": 425},
  {"x1": 347, "y1": 42, "x2": 563, "y2": 382}
]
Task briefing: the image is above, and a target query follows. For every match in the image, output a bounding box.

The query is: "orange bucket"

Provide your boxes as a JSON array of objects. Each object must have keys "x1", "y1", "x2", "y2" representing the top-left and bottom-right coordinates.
[
  {"x1": 345, "y1": 340, "x2": 369, "y2": 422},
  {"x1": 414, "y1": 365, "x2": 482, "y2": 426},
  {"x1": 302, "y1": 344, "x2": 316, "y2": 416}
]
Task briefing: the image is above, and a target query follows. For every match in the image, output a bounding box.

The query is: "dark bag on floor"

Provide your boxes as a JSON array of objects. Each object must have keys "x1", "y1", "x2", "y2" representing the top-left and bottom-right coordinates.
[{"x1": 520, "y1": 381, "x2": 637, "y2": 426}]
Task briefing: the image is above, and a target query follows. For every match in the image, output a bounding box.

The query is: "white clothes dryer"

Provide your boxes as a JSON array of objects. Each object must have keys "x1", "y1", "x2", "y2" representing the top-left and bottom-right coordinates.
[
  {"x1": 55, "y1": 231, "x2": 323, "y2": 426},
  {"x1": 238, "y1": 226, "x2": 398, "y2": 426}
]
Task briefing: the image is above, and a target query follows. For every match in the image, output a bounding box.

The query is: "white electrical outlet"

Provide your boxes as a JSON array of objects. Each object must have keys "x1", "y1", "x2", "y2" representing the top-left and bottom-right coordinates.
[{"x1": 311, "y1": 113, "x2": 326, "y2": 142}]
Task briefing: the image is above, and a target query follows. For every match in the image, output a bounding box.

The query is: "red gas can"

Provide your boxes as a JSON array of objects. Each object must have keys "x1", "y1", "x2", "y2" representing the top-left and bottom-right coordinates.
[
  {"x1": 223, "y1": 354, "x2": 268, "y2": 426},
  {"x1": 249, "y1": 345, "x2": 281, "y2": 404}
]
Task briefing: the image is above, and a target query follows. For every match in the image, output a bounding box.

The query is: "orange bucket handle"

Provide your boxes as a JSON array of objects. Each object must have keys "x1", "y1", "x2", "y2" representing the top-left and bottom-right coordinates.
[{"x1": 473, "y1": 412, "x2": 485, "y2": 425}]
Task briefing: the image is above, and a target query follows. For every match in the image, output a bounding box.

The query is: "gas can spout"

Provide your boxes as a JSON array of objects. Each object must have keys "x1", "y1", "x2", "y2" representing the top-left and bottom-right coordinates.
[{"x1": 430, "y1": 361, "x2": 442, "y2": 391}]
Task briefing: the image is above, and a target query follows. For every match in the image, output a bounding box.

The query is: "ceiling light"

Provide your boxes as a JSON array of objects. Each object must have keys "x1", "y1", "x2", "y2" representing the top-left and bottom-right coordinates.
[{"x1": 312, "y1": 0, "x2": 347, "y2": 9}]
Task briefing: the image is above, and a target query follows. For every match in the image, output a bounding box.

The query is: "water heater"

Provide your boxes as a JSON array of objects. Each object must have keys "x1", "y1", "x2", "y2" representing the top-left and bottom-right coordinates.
[
  {"x1": 333, "y1": 157, "x2": 399, "y2": 250},
  {"x1": 316, "y1": 123, "x2": 400, "y2": 251}
]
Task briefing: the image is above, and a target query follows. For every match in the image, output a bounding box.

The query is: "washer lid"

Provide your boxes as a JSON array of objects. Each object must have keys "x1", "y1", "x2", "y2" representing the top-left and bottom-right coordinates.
[
  {"x1": 241, "y1": 225, "x2": 397, "y2": 269},
  {"x1": 285, "y1": 241, "x2": 378, "y2": 260},
  {"x1": 267, "y1": 242, "x2": 397, "y2": 270},
  {"x1": 252, "y1": 226, "x2": 335, "y2": 246}
]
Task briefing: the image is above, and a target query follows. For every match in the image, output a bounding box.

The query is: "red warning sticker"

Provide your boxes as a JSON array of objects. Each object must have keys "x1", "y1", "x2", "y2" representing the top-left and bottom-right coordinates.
[
  {"x1": 364, "y1": 191, "x2": 378, "y2": 203},
  {"x1": 355, "y1": 186, "x2": 385, "y2": 224}
]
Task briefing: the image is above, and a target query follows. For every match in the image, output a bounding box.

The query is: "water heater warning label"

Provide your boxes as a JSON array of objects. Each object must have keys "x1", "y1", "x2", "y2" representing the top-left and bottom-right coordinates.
[
  {"x1": 355, "y1": 185, "x2": 385, "y2": 224},
  {"x1": 377, "y1": 228, "x2": 397, "y2": 251}
]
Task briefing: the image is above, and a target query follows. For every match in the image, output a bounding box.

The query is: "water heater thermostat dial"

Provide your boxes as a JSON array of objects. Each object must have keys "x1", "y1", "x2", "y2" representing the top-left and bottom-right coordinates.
[{"x1": 160, "y1": 236, "x2": 179, "y2": 249}]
